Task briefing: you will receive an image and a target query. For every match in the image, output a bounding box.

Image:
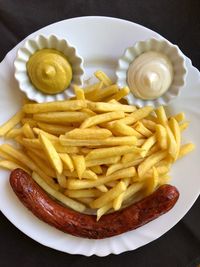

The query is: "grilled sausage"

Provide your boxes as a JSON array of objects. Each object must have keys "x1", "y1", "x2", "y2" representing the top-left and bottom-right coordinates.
[{"x1": 10, "y1": 168, "x2": 179, "y2": 239}]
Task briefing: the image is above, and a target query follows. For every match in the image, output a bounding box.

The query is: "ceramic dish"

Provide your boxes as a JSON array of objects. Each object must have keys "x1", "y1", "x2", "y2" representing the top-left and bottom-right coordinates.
[
  {"x1": 14, "y1": 34, "x2": 84, "y2": 103},
  {"x1": 0, "y1": 16, "x2": 200, "y2": 257},
  {"x1": 116, "y1": 38, "x2": 187, "y2": 107}
]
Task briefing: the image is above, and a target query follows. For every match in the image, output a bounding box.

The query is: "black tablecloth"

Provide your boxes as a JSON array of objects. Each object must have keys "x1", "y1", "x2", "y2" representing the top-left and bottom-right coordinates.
[{"x1": 0, "y1": 1, "x2": 200, "y2": 266}]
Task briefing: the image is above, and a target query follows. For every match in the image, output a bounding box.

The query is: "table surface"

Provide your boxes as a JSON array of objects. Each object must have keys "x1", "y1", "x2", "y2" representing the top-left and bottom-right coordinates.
[{"x1": 0, "y1": 0, "x2": 200, "y2": 266}]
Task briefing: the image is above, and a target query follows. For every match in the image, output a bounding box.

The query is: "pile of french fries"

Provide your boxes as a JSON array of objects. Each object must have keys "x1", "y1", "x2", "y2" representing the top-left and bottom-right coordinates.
[{"x1": 0, "y1": 71, "x2": 195, "y2": 220}]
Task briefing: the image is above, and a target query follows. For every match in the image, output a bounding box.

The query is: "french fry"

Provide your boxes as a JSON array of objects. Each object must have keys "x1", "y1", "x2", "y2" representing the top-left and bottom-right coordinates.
[
  {"x1": 144, "y1": 167, "x2": 159, "y2": 196},
  {"x1": 172, "y1": 112, "x2": 185, "y2": 123},
  {"x1": 178, "y1": 143, "x2": 195, "y2": 159},
  {"x1": 180, "y1": 121, "x2": 189, "y2": 132},
  {"x1": 142, "y1": 119, "x2": 156, "y2": 131},
  {"x1": 23, "y1": 100, "x2": 86, "y2": 113},
  {"x1": 94, "y1": 70, "x2": 113, "y2": 86},
  {"x1": 112, "y1": 121, "x2": 142, "y2": 137},
  {"x1": 138, "y1": 150, "x2": 168, "y2": 178},
  {"x1": 158, "y1": 175, "x2": 171, "y2": 185},
  {"x1": 90, "y1": 181, "x2": 126, "y2": 209},
  {"x1": 155, "y1": 106, "x2": 168, "y2": 126},
  {"x1": 5, "y1": 128, "x2": 23, "y2": 139},
  {"x1": 67, "y1": 167, "x2": 136, "y2": 189},
  {"x1": 65, "y1": 128, "x2": 112, "y2": 139},
  {"x1": 39, "y1": 133, "x2": 63, "y2": 174},
  {"x1": 90, "y1": 165, "x2": 103, "y2": 174},
  {"x1": 107, "y1": 158, "x2": 143, "y2": 176},
  {"x1": 27, "y1": 150, "x2": 56, "y2": 177},
  {"x1": 65, "y1": 189, "x2": 102, "y2": 198},
  {"x1": 136, "y1": 139, "x2": 146, "y2": 147},
  {"x1": 113, "y1": 191, "x2": 125, "y2": 211},
  {"x1": 80, "y1": 111, "x2": 125, "y2": 128},
  {"x1": 52, "y1": 142, "x2": 79, "y2": 154},
  {"x1": 21, "y1": 138, "x2": 42, "y2": 149},
  {"x1": 97, "y1": 202, "x2": 112, "y2": 221},
  {"x1": 21, "y1": 118, "x2": 38, "y2": 127},
  {"x1": 85, "y1": 156, "x2": 121, "y2": 167},
  {"x1": 105, "y1": 86, "x2": 130, "y2": 102},
  {"x1": 165, "y1": 125, "x2": 177, "y2": 160},
  {"x1": 33, "y1": 128, "x2": 59, "y2": 141},
  {"x1": 60, "y1": 136, "x2": 137, "y2": 147},
  {"x1": 0, "y1": 160, "x2": 30, "y2": 174},
  {"x1": 118, "y1": 106, "x2": 153, "y2": 125},
  {"x1": 141, "y1": 134, "x2": 157, "y2": 157},
  {"x1": 56, "y1": 172, "x2": 68, "y2": 188},
  {"x1": 80, "y1": 108, "x2": 96, "y2": 116},
  {"x1": 33, "y1": 111, "x2": 89, "y2": 123},
  {"x1": 87, "y1": 101, "x2": 136, "y2": 113},
  {"x1": 169, "y1": 117, "x2": 181, "y2": 160},
  {"x1": 72, "y1": 155, "x2": 86, "y2": 179},
  {"x1": 73, "y1": 85, "x2": 85, "y2": 100},
  {"x1": 121, "y1": 152, "x2": 142, "y2": 163},
  {"x1": 134, "y1": 121, "x2": 153, "y2": 137},
  {"x1": 59, "y1": 153, "x2": 74, "y2": 172},
  {"x1": 96, "y1": 185, "x2": 108, "y2": 192},
  {"x1": 22, "y1": 123, "x2": 35, "y2": 138},
  {"x1": 32, "y1": 172, "x2": 86, "y2": 212},
  {"x1": 156, "y1": 124, "x2": 168, "y2": 150},
  {"x1": 85, "y1": 145, "x2": 142, "y2": 160},
  {"x1": 64, "y1": 169, "x2": 97, "y2": 180},
  {"x1": 123, "y1": 182, "x2": 144, "y2": 202},
  {"x1": 0, "y1": 110, "x2": 23, "y2": 136},
  {"x1": 89, "y1": 85, "x2": 119, "y2": 102},
  {"x1": 37, "y1": 122, "x2": 74, "y2": 135}
]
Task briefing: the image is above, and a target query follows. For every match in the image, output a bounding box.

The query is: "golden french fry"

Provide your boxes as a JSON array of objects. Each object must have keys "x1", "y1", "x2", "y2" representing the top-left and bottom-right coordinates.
[
  {"x1": 65, "y1": 189, "x2": 102, "y2": 198},
  {"x1": 123, "y1": 182, "x2": 144, "y2": 202},
  {"x1": 178, "y1": 143, "x2": 195, "y2": 159},
  {"x1": 141, "y1": 134, "x2": 157, "y2": 157},
  {"x1": 23, "y1": 100, "x2": 86, "y2": 113},
  {"x1": 72, "y1": 155, "x2": 86, "y2": 179},
  {"x1": 142, "y1": 119, "x2": 156, "y2": 131},
  {"x1": 37, "y1": 122, "x2": 74, "y2": 135},
  {"x1": 80, "y1": 108, "x2": 96, "y2": 116},
  {"x1": 80, "y1": 111, "x2": 124, "y2": 129},
  {"x1": 172, "y1": 112, "x2": 185, "y2": 123},
  {"x1": 64, "y1": 169, "x2": 97, "y2": 180},
  {"x1": 156, "y1": 124, "x2": 168, "y2": 150},
  {"x1": 59, "y1": 153, "x2": 74, "y2": 172},
  {"x1": 39, "y1": 133, "x2": 63, "y2": 174},
  {"x1": 33, "y1": 111, "x2": 89, "y2": 123},
  {"x1": 26, "y1": 150, "x2": 56, "y2": 177},
  {"x1": 85, "y1": 156, "x2": 120, "y2": 167},
  {"x1": 65, "y1": 128, "x2": 112, "y2": 139},
  {"x1": 85, "y1": 145, "x2": 141, "y2": 160},
  {"x1": 90, "y1": 85, "x2": 119, "y2": 102},
  {"x1": 83, "y1": 82, "x2": 102, "y2": 94},
  {"x1": 144, "y1": 167, "x2": 159, "y2": 196},
  {"x1": 155, "y1": 106, "x2": 168, "y2": 126},
  {"x1": 118, "y1": 106, "x2": 153, "y2": 125},
  {"x1": 165, "y1": 125, "x2": 177, "y2": 159},
  {"x1": 158, "y1": 175, "x2": 171, "y2": 185},
  {"x1": 56, "y1": 172, "x2": 68, "y2": 188},
  {"x1": 67, "y1": 167, "x2": 136, "y2": 189},
  {"x1": 138, "y1": 150, "x2": 168, "y2": 178},
  {"x1": 107, "y1": 158, "x2": 143, "y2": 176},
  {"x1": 32, "y1": 172, "x2": 85, "y2": 212},
  {"x1": 94, "y1": 70, "x2": 113, "y2": 86},
  {"x1": 113, "y1": 191, "x2": 125, "y2": 211},
  {"x1": 136, "y1": 139, "x2": 146, "y2": 147},
  {"x1": 97, "y1": 202, "x2": 112, "y2": 221},
  {"x1": 22, "y1": 123, "x2": 35, "y2": 138},
  {"x1": 134, "y1": 121, "x2": 153, "y2": 137},
  {"x1": 60, "y1": 136, "x2": 137, "y2": 147},
  {"x1": 0, "y1": 144, "x2": 36, "y2": 170},
  {"x1": 87, "y1": 101, "x2": 136, "y2": 113},
  {"x1": 121, "y1": 152, "x2": 142, "y2": 163},
  {"x1": 0, "y1": 160, "x2": 30, "y2": 174},
  {"x1": 180, "y1": 121, "x2": 189, "y2": 132},
  {"x1": 112, "y1": 121, "x2": 142, "y2": 137},
  {"x1": 33, "y1": 128, "x2": 59, "y2": 141},
  {"x1": 53, "y1": 142, "x2": 79, "y2": 154},
  {"x1": 169, "y1": 117, "x2": 181, "y2": 160},
  {"x1": 90, "y1": 165, "x2": 103, "y2": 174},
  {"x1": 5, "y1": 128, "x2": 23, "y2": 139},
  {"x1": 90, "y1": 181, "x2": 126, "y2": 209},
  {"x1": 0, "y1": 110, "x2": 23, "y2": 136},
  {"x1": 96, "y1": 185, "x2": 108, "y2": 192},
  {"x1": 105, "y1": 86, "x2": 130, "y2": 102},
  {"x1": 21, "y1": 118, "x2": 38, "y2": 127},
  {"x1": 73, "y1": 85, "x2": 85, "y2": 100}
]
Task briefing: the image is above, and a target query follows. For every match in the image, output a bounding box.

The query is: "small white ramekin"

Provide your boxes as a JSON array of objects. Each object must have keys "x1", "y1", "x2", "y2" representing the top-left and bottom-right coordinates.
[
  {"x1": 14, "y1": 34, "x2": 84, "y2": 103},
  {"x1": 116, "y1": 38, "x2": 187, "y2": 107}
]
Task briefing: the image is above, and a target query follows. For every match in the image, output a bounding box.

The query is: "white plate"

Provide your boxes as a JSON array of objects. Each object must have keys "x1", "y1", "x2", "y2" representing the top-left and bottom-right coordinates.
[{"x1": 0, "y1": 16, "x2": 200, "y2": 257}]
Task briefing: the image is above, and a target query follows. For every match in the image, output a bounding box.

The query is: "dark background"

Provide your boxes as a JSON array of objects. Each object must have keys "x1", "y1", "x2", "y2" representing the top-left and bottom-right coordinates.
[{"x1": 0, "y1": 0, "x2": 200, "y2": 266}]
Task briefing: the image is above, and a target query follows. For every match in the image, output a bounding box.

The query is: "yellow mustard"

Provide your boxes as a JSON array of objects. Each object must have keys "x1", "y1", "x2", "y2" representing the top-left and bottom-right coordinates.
[{"x1": 27, "y1": 49, "x2": 72, "y2": 94}]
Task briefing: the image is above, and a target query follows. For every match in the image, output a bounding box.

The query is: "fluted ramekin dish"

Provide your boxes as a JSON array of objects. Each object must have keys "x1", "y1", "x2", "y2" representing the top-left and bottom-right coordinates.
[
  {"x1": 116, "y1": 38, "x2": 187, "y2": 107},
  {"x1": 14, "y1": 34, "x2": 84, "y2": 103}
]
